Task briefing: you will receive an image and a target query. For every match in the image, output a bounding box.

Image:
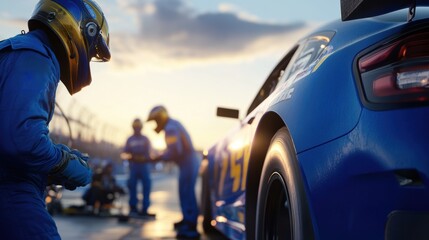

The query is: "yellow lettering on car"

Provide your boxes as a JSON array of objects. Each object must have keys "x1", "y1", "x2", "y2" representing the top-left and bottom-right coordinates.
[
  {"x1": 217, "y1": 141, "x2": 252, "y2": 195},
  {"x1": 241, "y1": 144, "x2": 250, "y2": 191},
  {"x1": 218, "y1": 153, "x2": 229, "y2": 195},
  {"x1": 230, "y1": 149, "x2": 243, "y2": 192}
]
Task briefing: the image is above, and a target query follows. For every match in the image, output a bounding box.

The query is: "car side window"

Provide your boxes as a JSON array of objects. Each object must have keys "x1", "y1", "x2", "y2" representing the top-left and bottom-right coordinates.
[
  {"x1": 279, "y1": 32, "x2": 335, "y2": 85},
  {"x1": 246, "y1": 45, "x2": 299, "y2": 115},
  {"x1": 245, "y1": 32, "x2": 335, "y2": 116}
]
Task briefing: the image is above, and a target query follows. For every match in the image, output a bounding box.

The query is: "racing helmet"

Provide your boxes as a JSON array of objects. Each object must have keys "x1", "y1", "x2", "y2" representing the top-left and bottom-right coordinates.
[
  {"x1": 132, "y1": 118, "x2": 143, "y2": 132},
  {"x1": 28, "y1": 0, "x2": 111, "y2": 95},
  {"x1": 147, "y1": 106, "x2": 169, "y2": 133}
]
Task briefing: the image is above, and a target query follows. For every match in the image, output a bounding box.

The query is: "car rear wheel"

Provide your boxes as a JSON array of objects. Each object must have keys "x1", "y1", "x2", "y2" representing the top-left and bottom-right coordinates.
[{"x1": 255, "y1": 127, "x2": 314, "y2": 240}]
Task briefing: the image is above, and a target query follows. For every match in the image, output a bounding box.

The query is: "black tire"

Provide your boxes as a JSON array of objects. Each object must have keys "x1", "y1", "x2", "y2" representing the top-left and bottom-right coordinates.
[
  {"x1": 201, "y1": 164, "x2": 217, "y2": 234},
  {"x1": 255, "y1": 127, "x2": 314, "y2": 240}
]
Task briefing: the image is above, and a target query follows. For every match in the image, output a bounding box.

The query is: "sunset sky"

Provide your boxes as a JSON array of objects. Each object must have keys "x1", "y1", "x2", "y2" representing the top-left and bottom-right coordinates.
[{"x1": 0, "y1": 0, "x2": 340, "y2": 151}]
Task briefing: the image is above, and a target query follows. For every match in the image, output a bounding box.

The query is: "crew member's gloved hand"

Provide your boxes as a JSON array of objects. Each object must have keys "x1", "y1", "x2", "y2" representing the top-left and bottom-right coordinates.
[
  {"x1": 56, "y1": 144, "x2": 90, "y2": 162},
  {"x1": 49, "y1": 149, "x2": 92, "y2": 190}
]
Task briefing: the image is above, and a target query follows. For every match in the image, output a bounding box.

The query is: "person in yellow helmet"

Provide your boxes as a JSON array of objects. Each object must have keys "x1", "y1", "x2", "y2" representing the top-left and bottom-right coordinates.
[
  {"x1": 147, "y1": 106, "x2": 202, "y2": 239},
  {"x1": 0, "y1": 0, "x2": 110, "y2": 239}
]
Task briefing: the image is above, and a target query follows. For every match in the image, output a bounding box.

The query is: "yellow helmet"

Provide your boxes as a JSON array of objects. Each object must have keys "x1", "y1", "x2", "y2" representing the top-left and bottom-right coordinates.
[
  {"x1": 28, "y1": 0, "x2": 111, "y2": 95},
  {"x1": 147, "y1": 106, "x2": 169, "y2": 133}
]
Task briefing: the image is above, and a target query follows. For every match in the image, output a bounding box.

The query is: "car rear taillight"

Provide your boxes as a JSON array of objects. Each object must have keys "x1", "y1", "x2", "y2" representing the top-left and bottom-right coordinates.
[{"x1": 358, "y1": 31, "x2": 429, "y2": 109}]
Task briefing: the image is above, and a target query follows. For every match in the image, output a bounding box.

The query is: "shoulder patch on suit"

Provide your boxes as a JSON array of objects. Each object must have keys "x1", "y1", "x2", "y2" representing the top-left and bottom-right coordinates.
[{"x1": 166, "y1": 136, "x2": 178, "y2": 144}]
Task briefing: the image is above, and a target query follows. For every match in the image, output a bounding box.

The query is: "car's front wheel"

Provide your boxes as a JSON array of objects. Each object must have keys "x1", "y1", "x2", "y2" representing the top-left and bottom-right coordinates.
[{"x1": 255, "y1": 127, "x2": 314, "y2": 240}]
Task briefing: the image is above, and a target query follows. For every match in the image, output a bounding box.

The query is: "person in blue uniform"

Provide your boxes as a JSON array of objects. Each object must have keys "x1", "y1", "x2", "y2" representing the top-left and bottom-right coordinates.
[
  {"x1": 123, "y1": 118, "x2": 156, "y2": 218},
  {"x1": 147, "y1": 106, "x2": 202, "y2": 239},
  {"x1": 0, "y1": 0, "x2": 111, "y2": 239}
]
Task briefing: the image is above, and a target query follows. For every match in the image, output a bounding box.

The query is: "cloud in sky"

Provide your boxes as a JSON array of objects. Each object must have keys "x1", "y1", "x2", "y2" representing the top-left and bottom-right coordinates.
[
  {"x1": 111, "y1": 0, "x2": 307, "y2": 68},
  {"x1": 0, "y1": 0, "x2": 311, "y2": 68}
]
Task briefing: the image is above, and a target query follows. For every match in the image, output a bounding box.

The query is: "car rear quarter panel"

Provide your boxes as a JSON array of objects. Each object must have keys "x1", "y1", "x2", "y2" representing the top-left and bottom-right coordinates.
[
  {"x1": 270, "y1": 15, "x2": 414, "y2": 153},
  {"x1": 268, "y1": 43, "x2": 362, "y2": 154}
]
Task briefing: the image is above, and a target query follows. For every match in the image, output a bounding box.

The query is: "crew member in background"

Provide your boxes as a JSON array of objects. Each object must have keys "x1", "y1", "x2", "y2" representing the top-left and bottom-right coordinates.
[
  {"x1": 147, "y1": 106, "x2": 201, "y2": 239},
  {"x1": 82, "y1": 162, "x2": 125, "y2": 215},
  {"x1": 0, "y1": 0, "x2": 111, "y2": 239},
  {"x1": 122, "y1": 118, "x2": 156, "y2": 218}
]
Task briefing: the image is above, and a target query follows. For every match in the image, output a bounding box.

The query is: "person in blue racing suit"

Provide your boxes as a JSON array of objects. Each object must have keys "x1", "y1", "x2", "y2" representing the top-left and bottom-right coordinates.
[
  {"x1": 147, "y1": 106, "x2": 202, "y2": 239},
  {"x1": 123, "y1": 118, "x2": 156, "y2": 218},
  {"x1": 0, "y1": 0, "x2": 110, "y2": 239}
]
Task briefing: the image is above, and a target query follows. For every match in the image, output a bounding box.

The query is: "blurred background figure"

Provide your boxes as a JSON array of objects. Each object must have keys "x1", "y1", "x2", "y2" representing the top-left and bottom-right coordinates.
[
  {"x1": 147, "y1": 106, "x2": 201, "y2": 239},
  {"x1": 82, "y1": 162, "x2": 125, "y2": 215},
  {"x1": 0, "y1": 0, "x2": 110, "y2": 239},
  {"x1": 122, "y1": 118, "x2": 156, "y2": 218}
]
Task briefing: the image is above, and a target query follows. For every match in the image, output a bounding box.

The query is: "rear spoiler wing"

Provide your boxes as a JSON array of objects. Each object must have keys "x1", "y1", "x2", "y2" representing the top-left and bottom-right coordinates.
[{"x1": 341, "y1": 0, "x2": 429, "y2": 21}]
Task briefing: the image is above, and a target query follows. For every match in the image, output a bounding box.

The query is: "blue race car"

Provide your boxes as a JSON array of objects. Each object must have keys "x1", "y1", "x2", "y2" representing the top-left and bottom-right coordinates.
[{"x1": 200, "y1": 2, "x2": 429, "y2": 239}]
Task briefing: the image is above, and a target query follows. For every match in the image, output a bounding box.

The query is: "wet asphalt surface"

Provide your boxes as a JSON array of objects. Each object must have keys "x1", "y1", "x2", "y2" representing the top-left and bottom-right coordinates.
[{"x1": 53, "y1": 171, "x2": 228, "y2": 240}]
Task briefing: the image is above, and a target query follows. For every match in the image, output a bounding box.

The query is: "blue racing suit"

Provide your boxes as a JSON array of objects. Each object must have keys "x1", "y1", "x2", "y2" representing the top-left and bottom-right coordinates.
[
  {"x1": 162, "y1": 118, "x2": 201, "y2": 225},
  {"x1": 0, "y1": 30, "x2": 63, "y2": 239},
  {"x1": 124, "y1": 133, "x2": 153, "y2": 213}
]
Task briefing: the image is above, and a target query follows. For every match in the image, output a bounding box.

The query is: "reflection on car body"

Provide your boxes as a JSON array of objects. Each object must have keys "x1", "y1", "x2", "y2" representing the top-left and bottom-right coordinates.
[{"x1": 200, "y1": 2, "x2": 429, "y2": 240}]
